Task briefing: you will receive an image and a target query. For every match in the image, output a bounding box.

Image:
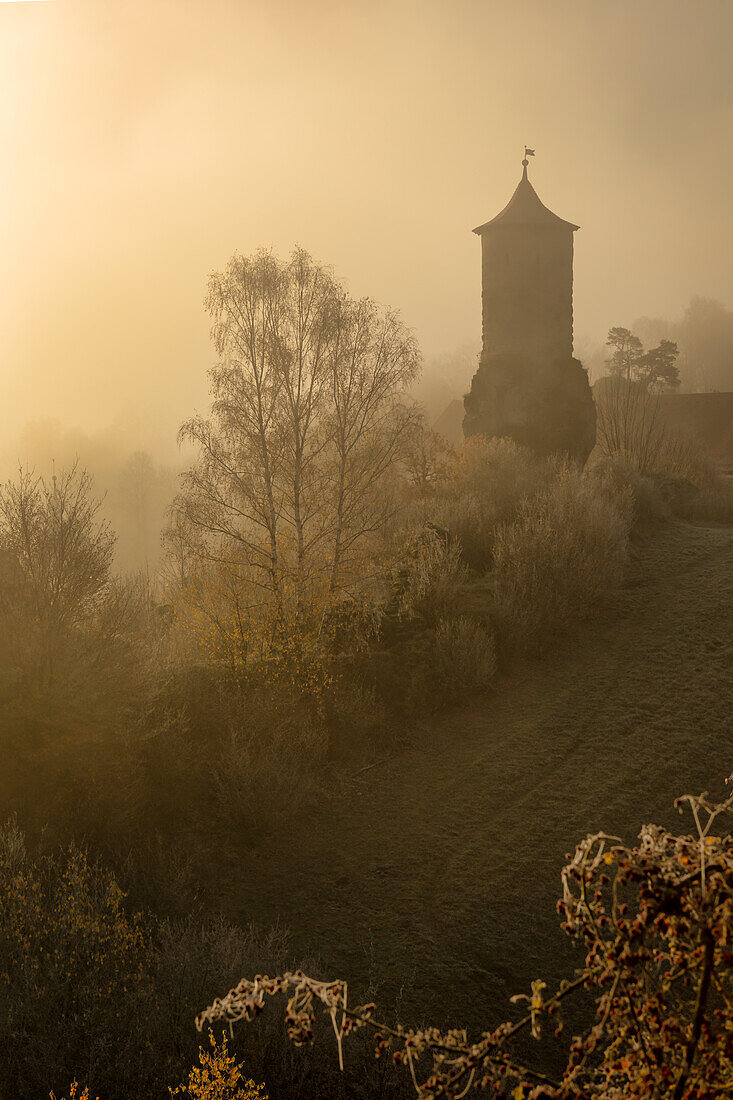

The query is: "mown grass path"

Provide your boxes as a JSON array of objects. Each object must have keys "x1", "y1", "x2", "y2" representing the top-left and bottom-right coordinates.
[{"x1": 230, "y1": 522, "x2": 733, "y2": 1033}]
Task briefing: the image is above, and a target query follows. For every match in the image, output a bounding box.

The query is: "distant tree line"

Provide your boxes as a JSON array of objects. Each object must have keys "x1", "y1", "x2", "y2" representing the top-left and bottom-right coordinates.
[
  {"x1": 0, "y1": 422, "x2": 181, "y2": 575},
  {"x1": 581, "y1": 297, "x2": 733, "y2": 394}
]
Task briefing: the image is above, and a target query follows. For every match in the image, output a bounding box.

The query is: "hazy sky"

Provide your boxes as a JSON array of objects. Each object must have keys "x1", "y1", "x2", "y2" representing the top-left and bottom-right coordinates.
[{"x1": 2, "y1": 0, "x2": 732, "y2": 454}]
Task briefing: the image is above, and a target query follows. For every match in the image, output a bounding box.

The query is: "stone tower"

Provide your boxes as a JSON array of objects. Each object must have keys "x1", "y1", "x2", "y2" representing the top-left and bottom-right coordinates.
[
  {"x1": 474, "y1": 160, "x2": 577, "y2": 362},
  {"x1": 463, "y1": 158, "x2": 596, "y2": 464}
]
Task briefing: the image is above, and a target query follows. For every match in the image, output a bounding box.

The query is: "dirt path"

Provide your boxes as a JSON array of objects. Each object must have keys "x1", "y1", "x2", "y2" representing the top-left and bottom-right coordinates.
[{"x1": 228, "y1": 523, "x2": 733, "y2": 1032}]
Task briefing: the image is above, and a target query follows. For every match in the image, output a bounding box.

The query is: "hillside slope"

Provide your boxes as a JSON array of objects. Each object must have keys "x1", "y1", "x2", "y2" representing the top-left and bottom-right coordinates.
[{"x1": 227, "y1": 522, "x2": 733, "y2": 1033}]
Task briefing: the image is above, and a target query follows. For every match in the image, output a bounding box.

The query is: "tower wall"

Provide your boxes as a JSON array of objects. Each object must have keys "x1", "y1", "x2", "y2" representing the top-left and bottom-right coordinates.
[{"x1": 479, "y1": 223, "x2": 574, "y2": 365}]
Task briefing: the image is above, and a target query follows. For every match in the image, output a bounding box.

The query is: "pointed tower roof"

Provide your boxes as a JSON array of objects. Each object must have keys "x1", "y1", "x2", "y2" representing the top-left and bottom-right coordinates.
[{"x1": 473, "y1": 162, "x2": 579, "y2": 234}]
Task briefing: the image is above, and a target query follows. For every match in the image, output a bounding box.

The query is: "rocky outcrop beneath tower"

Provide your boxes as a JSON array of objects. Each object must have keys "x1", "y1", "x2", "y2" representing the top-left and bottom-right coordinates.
[{"x1": 463, "y1": 351, "x2": 596, "y2": 465}]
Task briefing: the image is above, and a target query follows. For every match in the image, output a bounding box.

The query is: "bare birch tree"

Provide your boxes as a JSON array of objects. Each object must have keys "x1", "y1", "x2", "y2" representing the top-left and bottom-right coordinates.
[
  {"x1": 171, "y1": 248, "x2": 419, "y2": 641},
  {"x1": 178, "y1": 251, "x2": 286, "y2": 602},
  {"x1": 325, "y1": 295, "x2": 420, "y2": 592}
]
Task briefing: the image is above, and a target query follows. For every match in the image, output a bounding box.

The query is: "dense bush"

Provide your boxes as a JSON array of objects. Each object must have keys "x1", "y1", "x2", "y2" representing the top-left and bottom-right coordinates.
[
  {"x1": 0, "y1": 819, "x2": 158, "y2": 1099},
  {"x1": 584, "y1": 455, "x2": 670, "y2": 530},
  {"x1": 492, "y1": 463, "x2": 632, "y2": 650},
  {"x1": 346, "y1": 438, "x2": 638, "y2": 716},
  {"x1": 211, "y1": 686, "x2": 329, "y2": 839},
  {"x1": 420, "y1": 437, "x2": 555, "y2": 573},
  {"x1": 670, "y1": 477, "x2": 733, "y2": 524},
  {"x1": 388, "y1": 527, "x2": 464, "y2": 627}
]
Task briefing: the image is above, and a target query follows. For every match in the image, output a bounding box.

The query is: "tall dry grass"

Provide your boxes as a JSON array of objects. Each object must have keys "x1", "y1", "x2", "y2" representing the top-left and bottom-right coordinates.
[{"x1": 433, "y1": 616, "x2": 496, "y2": 700}]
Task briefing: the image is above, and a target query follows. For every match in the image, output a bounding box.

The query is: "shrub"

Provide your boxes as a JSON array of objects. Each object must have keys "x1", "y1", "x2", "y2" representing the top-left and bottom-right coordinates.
[
  {"x1": 171, "y1": 564, "x2": 337, "y2": 703},
  {"x1": 211, "y1": 691, "x2": 328, "y2": 839},
  {"x1": 585, "y1": 454, "x2": 670, "y2": 530},
  {"x1": 594, "y1": 377, "x2": 669, "y2": 474},
  {"x1": 50, "y1": 1085, "x2": 96, "y2": 1100},
  {"x1": 433, "y1": 616, "x2": 496, "y2": 701},
  {"x1": 653, "y1": 430, "x2": 722, "y2": 486},
  {"x1": 361, "y1": 628, "x2": 444, "y2": 722},
  {"x1": 588, "y1": 445, "x2": 733, "y2": 527},
  {"x1": 492, "y1": 463, "x2": 632, "y2": 650},
  {"x1": 325, "y1": 676, "x2": 388, "y2": 761},
  {"x1": 0, "y1": 821, "x2": 157, "y2": 1099},
  {"x1": 594, "y1": 377, "x2": 733, "y2": 521},
  {"x1": 425, "y1": 436, "x2": 555, "y2": 572},
  {"x1": 426, "y1": 491, "x2": 491, "y2": 571},
  {"x1": 170, "y1": 1031, "x2": 267, "y2": 1099},
  {"x1": 675, "y1": 478, "x2": 733, "y2": 523},
  {"x1": 389, "y1": 527, "x2": 463, "y2": 627}
]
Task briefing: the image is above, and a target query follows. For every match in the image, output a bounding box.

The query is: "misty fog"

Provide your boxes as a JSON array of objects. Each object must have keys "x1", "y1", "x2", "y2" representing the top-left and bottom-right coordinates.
[
  {"x1": 2, "y1": 2, "x2": 733, "y2": 1098},
  {"x1": 3, "y1": 0, "x2": 733, "y2": 460}
]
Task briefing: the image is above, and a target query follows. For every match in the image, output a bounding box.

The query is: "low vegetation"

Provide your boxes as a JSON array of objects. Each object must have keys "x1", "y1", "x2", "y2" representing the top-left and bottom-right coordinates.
[
  {"x1": 198, "y1": 786, "x2": 733, "y2": 1099},
  {"x1": 1, "y1": 820, "x2": 403, "y2": 1099},
  {"x1": 3, "y1": 427, "x2": 729, "y2": 1094},
  {"x1": 1, "y1": 251, "x2": 732, "y2": 1095},
  {"x1": 1, "y1": 389, "x2": 730, "y2": 856},
  {"x1": 593, "y1": 377, "x2": 733, "y2": 523},
  {"x1": 491, "y1": 462, "x2": 632, "y2": 650},
  {"x1": 6, "y1": 784, "x2": 732, "y2": 1098}
]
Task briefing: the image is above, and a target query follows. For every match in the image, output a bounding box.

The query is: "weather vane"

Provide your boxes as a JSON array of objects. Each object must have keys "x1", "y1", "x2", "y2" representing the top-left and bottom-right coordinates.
[{"x1": 522, "y1": 146, "x2": 535, "y2": 167}]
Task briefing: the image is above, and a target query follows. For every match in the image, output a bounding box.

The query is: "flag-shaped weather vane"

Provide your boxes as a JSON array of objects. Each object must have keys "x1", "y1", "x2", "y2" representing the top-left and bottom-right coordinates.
[{"x1": 522, "y1": 146, "x2": 535, "y2": 167}]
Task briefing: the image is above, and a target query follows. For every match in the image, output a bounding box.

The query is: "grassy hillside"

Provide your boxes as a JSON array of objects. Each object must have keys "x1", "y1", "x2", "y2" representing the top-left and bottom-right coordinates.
[{"x1": 219, "y1": 520, "x2": 733, "y2": 1034}]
